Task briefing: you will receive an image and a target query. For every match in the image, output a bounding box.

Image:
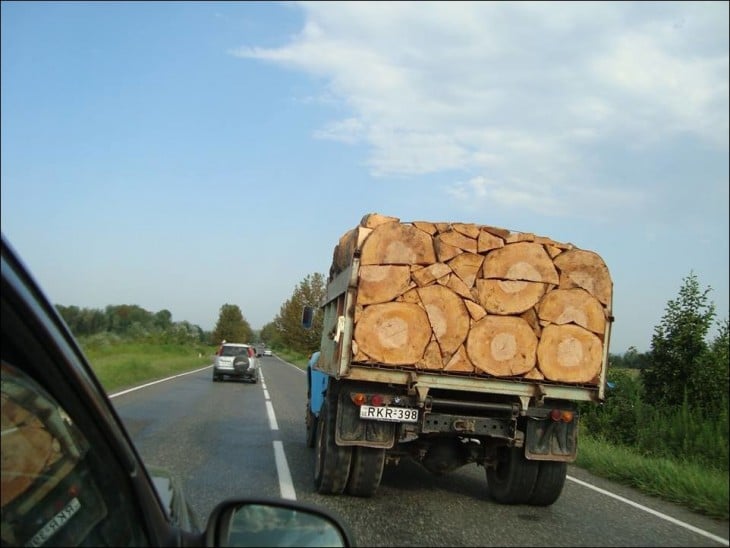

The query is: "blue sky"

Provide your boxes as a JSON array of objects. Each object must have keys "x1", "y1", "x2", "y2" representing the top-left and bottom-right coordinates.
[{"x1": 2, "y1": 1, "x2": 727, "y2": 353}]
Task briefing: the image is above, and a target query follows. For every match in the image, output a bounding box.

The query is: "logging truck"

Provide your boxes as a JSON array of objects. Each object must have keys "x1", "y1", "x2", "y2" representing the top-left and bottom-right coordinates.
[{"x1": 303, "y1": 213, "x2": 613, "y2": 505}]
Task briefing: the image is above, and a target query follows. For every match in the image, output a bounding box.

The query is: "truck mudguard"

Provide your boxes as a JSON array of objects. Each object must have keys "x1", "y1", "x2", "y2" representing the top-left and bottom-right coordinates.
[{"x1": 308, "y1": 351, "x2": 328, "y2": 417}]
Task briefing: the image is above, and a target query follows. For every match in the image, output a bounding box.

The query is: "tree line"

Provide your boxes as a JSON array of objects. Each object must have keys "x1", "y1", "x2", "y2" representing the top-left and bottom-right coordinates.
[{"x1": 55, "y1": 303, "x2": 208, "y2": 344}]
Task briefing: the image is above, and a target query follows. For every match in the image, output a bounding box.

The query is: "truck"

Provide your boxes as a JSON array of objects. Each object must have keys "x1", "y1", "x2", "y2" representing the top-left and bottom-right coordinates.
[{"x1": 303, "y1": 213, "x2": 613, "y2": 505}]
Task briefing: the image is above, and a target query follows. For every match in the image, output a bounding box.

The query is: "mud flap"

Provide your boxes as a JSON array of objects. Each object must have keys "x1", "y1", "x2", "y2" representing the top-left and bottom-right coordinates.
[
  {"x1": 335, "y1": 392, "x2": 396, "y2": 449},
  {"x1": 525, "y1": 415, "x2": 578, "y2": 462}
]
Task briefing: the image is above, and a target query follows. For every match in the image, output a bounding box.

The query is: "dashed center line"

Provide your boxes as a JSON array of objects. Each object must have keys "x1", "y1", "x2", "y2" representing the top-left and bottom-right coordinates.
[{"x1": 260, "y1": 369, "x2": 295, "y2": 500}]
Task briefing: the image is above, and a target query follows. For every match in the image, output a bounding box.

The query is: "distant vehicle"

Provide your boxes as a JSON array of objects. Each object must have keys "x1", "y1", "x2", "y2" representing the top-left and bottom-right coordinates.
[
  {"x1": 0, "y1": 234, "x2": 353, "y2": 547},
  {"x1": 263, "y1": 349, "x2": 273, "y2": 357},
  {"x1": 213, "y1": 343, "x2": 259, "y2": 383}
]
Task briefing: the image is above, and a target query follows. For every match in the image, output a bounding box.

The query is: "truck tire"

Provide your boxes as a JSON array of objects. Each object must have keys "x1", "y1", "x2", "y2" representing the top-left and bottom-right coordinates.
[
  {"x1": 346, "y1": 447, "x2": 385, "y2": 497},
  {"x1": 486, "y1": 446, "x2": 539, "y2": 505},
  {"x1": 305, "y1": 403, "x2": 318, "y2": 448},
  {"x1": 528, "y1": 461, "x2": 567, "y2": 506},
  {"x1": 314, "y1": 400, "x2": 352, "y2": 494}
]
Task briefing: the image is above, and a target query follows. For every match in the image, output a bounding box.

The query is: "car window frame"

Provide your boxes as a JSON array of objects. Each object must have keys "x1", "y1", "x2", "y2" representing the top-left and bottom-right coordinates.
[{"x1": 1, "y1": 239, "x2": 195, "y2": 546}]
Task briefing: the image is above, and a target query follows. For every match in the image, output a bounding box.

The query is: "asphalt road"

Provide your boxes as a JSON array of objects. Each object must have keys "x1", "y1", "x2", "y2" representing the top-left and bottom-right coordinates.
[{"x1": 110, "y1": 355, "x2": 729, "y2": 547}]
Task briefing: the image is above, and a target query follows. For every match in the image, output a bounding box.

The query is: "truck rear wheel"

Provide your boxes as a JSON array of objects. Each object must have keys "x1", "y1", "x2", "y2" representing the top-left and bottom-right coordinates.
[
  {"x1": 528, "y1": 461, "x2": 567, "y2": 506},
  {"x1": 314, "y1": 400, "x2": 352, "y2": 494},
  {"x1": 486, "y1": 446, "x2": 539, "y2": 505},
  {"x1": 346, "y1": 447, "x2": 385, "y2": 497}
]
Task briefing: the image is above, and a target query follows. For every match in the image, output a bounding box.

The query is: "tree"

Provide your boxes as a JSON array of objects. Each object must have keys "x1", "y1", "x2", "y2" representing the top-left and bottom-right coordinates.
[
  {"x1": 622, "y1": 346, "x2": 650, "y2": 369},
  {"x1": 691, "y1": 318, "x2": 729, "y2": 413},
  {"x1": 211, "y1": 304, "x2": 253, "y2": 344},
  {"x1": 273, "y1": 273, "x2": 325, "y2": 354},
  {"x1": 154, "y1": 309, "x2": 173, "y2": 330},
  {"x1": 641, "y1": 272, "x2": 717, "y2": 410},
  {"x1": 260, "y1": 321, "x2": 281, "y2": 347}
]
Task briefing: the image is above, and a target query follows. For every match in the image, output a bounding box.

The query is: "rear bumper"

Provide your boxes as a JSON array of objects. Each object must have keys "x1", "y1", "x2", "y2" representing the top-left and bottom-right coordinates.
[{"x1": 213, "y1": 366, "x2": 257, "y2": 381}]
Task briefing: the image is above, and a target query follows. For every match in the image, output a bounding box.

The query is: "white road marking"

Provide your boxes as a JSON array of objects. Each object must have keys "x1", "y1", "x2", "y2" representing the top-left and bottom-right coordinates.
[
  {"x1": 567, "y1": 476, "x2": 729, "y2": 546},
  {"x1": 273, "y1": 440, "x2": 297, "y2": 500},
  {"x1": 109, "y1": 365, "x2": 211, "y2": 398},
  {"x1": 260, "y1": 369, "x2": 296, "y2": 500},
  {"x1": 265, "y1": 401, "x2": 279, "y2": 431}
]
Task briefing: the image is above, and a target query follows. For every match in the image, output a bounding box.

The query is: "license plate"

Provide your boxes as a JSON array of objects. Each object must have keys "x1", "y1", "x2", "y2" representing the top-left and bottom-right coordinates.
[
  {"x1": 360, "y1": 405, "x2": 418, "y2": 423},
  {"x1": 28, "y1": 497, "x2": 81, "y2": 547}
]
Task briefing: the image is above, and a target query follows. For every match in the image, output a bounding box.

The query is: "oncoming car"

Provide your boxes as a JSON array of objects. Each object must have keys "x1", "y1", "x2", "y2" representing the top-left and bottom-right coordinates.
[
  {"x1": 0, "y1": 234, "x2": 353, "y2": 547},
  {"x1": 213, "y1": 343, "x2": 259, "y2": 383}
]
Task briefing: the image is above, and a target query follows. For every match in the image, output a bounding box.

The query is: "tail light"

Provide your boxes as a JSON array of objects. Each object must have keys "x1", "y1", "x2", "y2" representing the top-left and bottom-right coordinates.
[
  {"x1": 350, "y1": 393, "x2": 387, "y2": 406},
  {"x1": 549, "y1": 409, "x2": 574, "y2": 423}
]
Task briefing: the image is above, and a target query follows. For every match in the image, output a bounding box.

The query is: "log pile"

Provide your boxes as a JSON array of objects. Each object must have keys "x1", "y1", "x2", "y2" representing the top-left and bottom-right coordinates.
[{"x1": 330, "y1": 213, "x2": 612, "y2": 385}]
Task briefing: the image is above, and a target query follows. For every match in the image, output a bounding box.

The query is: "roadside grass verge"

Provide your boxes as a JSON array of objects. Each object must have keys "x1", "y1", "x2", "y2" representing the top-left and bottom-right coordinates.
[
  {"x1": 273, "y1": 348, "x2": 310, "y2": 369},
  {"x1": 577, "y1": 435, "x2": 729, "y2": 520},
  {"x1": 83, "y1": 341, "x2": 215, "y2": 393}
]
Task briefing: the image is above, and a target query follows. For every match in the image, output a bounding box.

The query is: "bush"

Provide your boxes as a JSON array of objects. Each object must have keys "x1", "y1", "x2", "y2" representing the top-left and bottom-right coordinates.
[{"x1": 581, "y1": 369, "x2": 643, "y2": 446}]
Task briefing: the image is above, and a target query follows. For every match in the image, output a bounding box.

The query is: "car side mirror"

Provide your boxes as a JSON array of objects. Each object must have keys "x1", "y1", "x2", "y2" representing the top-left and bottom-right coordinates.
[
  {"x1": 301, "y1": 306, "x2": 314, "y2": 330},
  {"x1": 205, "y1": 498, "x2": 352, "y2": 547}
]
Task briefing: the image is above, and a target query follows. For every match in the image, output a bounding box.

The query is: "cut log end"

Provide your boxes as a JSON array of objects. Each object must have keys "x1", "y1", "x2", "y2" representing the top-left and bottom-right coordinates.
[
  {"x1": 466, "y1": 316, "x2": 537, "y2": 376},
  {"x1": 354, "y1": 302, "x2": 431, "y2": 364},
  {"x1": 537, "y1": 324, "x2": 603, "y2": 383}
]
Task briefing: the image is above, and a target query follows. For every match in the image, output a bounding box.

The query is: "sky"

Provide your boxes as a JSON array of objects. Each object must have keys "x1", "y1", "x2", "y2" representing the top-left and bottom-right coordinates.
[{"x1": 1, "y1": 1, "x2": 728, "y2": 354}]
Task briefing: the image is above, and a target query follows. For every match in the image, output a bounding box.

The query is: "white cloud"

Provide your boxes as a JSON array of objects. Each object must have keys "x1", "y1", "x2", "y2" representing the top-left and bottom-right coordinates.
[
  {"x1": 233, "y1": 1, "x2": 729, "y2": 218},
  {"x1": 313, "y1": 117, "x2": 365, "y2": 143}
]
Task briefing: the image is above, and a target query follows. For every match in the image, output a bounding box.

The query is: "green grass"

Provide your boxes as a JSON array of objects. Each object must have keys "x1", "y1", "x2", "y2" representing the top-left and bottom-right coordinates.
[
  {"x1": 577, "y1": 435, "x2": 729, "y2": 520},
  {"x1": 85, "y1": 342, "x2": 729, "y2": 521},
  {"x1": 273, "y1": 348, "x2": 310, "y2": 369},
  {"x1": 83, "y1": 341, "x2": 216, "y2": 392}
]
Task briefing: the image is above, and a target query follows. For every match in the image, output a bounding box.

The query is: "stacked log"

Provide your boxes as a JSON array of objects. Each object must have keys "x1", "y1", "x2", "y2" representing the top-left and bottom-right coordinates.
[{"x1": 332, "y1": 213, "x2": 612, "y2": 385}]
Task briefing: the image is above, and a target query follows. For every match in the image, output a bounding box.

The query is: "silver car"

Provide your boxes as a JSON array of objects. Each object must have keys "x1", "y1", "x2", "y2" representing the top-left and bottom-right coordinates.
[{"x1": 213, "y1": 343, "x2": 258, "y2": 383}]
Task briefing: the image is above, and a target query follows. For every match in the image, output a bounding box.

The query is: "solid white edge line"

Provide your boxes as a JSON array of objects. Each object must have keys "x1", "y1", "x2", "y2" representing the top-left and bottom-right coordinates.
[
  {"x1": 109, "y1": 365, "x2": 212, "y2": 399},
  {"x1": 273, "y1": 440, "x2": 296, "y2": 500},
  {"x1": 567, "y1": 476, "x2": 729, "y2": 546}
]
